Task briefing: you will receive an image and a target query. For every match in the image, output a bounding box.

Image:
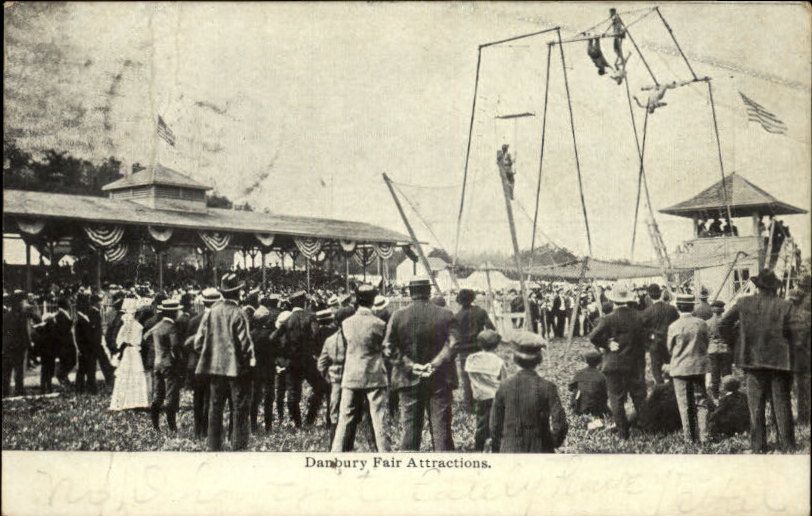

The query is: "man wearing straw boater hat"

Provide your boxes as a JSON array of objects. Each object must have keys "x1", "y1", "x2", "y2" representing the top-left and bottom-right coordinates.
[
  {"x1": 195, "y1": 273, "x2": 255, "y2": 451},
  {"x1": 184, "y1": 288, "x2": 220, "y2": 440},
  {"x1": 149, "y1": 298, "x2": 184, "y2": 432},
  {"x1": 384, "y1": 276, "x2": 460, "y2": 451},
  {"x1": 489, "y1": 330, "x2": 567, "y2": 453},
  {"x1": 588, "y1": 282, "x2": 647, "y2": 439},
  {"x1": 719, "y1": 269, "x2": 795, "y2": 453}
]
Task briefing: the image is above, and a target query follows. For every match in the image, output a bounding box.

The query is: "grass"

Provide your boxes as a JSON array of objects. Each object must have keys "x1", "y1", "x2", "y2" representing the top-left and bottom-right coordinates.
[{"x1": 2, "y1": 337, "x2": 809, "y2": 454}]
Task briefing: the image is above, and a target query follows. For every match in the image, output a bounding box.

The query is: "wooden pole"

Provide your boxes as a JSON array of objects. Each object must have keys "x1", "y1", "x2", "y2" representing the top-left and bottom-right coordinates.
[
  {"x1": 565, "y1": 257, "x2": 590, "y2": 353},
  {"x1": 306, "y1": 259, "x2": 311, "y2": 291},
  {"x1": 383, "y1": 173, "x2": 441, "y2": 294},
  {"x1": 157, "y1": 251, "x2": 164, "y2": 290},
  {"x1": 261, "y1": 252, "x2": 267, "y2": 290},
  {"x1": 25, "y1": 242, "x2": 32, "y2": 292},
  {"x1": 95, "y1": 251, "x2": 102, "y2": 291},
  {"x1": 495, "y1": 152, "x2": 532, "y2": 330},
  {"x1": 483, "y1": 264, "x2": 499, "y2": 331},
  {"x1": 345, "y1": 255, "x2": 350, "y2": 292},
  {"x1": 765, "y1": 218, "x2": 776, "y2": 269}
]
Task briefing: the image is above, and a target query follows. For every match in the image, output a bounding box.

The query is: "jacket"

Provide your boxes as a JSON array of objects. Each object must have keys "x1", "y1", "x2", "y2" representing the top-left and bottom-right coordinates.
[
  {"x1": 74, "y1": 310, "x2": 102, "y2": 356},
  {"x1": 251, "y1": 313, "x2": 277, "y2": 380},
  {"x1": 666, "y1": 313, "x2": 709, "y2": 377},
  {"x1": 455, "y1": 305, "x2": 495, "y2": 353},
  {"x1": 692, "y1": 301, "x2": 713, "y2": 321},
  {"x1": 719, "y1": 293, "x2": 792, "y2": 371},
  {"x1": 706, "y1": 313, "x2": 729, "y2": 355},
  {"x1": 707, "y1": 391, "x2": 750, "y2": 437},
  {"x1": 788, "y1": 304, "x2": 810, "y2": 374},
  {"x1": 184, "y1": 310, "x2": 207, "y2": 372},
  {"x1": 2, "y1": 308, "x2": 30, "y2": 355},
  {"x1": 568, "y1": 366, "x2": 608, "y2": 417},
  {"x1": 588, "y1": 306, "x2": 647, "y2": 373},
  {"x1": 641, "y1": 300, "x2": 679, "y2": 348},
  {"x1": 384, "y1": 298, "x2": 460, "y2": 390},
  {"x1": 194, "y1": 299, "x2": 255, "y2": 377},
  {"x1": 283, "y1": 308, "x2": 319, "y2": 364},
  {"x1": 489, "y1": 369, "x2": 568, "y2": 453},
  {"x1": 340, "y1": 306, "x2": 388, "y2": 389},
  {"x1": 152, "y1": 317, "x2": 182, "y2": 373},
  {"x1": 318, "y1": 331, "x2": 345, "y2": 384}
]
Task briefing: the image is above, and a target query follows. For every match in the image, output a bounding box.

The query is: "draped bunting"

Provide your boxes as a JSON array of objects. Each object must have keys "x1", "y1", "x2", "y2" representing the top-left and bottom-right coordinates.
[
  {"x1": 373, "y1": 242, "x2": 394, "y2": 260},
  {"x1": 16, "y1": 218, "x2": 46, "y2": 236},
  {"x1": 255, "y1": 233, "x2": 276, "y2": 248},
  {"x1": 104, "y1": 243, "x2": 128, "y2": 263},
  {"x1": 339, "y1": 239, "x2": 357, "y2": 254},
  {"x1": 403, "y1": 245, "x2": 419, "y2": 263},
  {"x1": 294, "y1": 237, "x2": 323, "y2": 259},
  {"x1": 83, "y1": 224, "x2": 124, "y2": 248},
  {"x1": 147, "y1": 225, "x2": 174, "y2": 243},
  {"x1": 353, "y1": 247, "x2": 377, "y2": 268},
  {"x1": 198, "y1": 231, "x2": 231, "y2": 252}
]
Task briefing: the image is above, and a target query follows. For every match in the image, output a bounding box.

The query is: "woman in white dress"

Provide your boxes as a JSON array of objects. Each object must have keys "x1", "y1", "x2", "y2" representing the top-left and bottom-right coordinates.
[{"x1": 109, "y1": 301, "x2": 150, "y2": 410}]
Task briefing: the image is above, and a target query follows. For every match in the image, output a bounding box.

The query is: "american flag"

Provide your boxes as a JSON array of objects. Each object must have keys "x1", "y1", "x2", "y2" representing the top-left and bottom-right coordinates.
[
  {"x1": 739, "y1": 92, "x2": 787, "y2": 135},
  {"x1": 156, "y1": 115, "x2": 176, "y2": 146}
]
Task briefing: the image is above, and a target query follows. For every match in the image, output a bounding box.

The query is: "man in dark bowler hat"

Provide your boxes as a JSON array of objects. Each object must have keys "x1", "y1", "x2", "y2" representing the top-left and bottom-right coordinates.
[
  {"x1": 720, "y1": 269, "x2": 795, "y2": 453},
  {"x1": 454, "y1": 288, "x2": 495, "y2": 414},
  {"x1": 384, "y1": 276, "x2": 460, "y2": 451},
  {"x1": 641, "y1": 283, "x2": 679, "y2": 385},
  {"x1": 588, "y1": 283, "x2": 648, "y2": 439},
  {"x1": 195, "y1": 273, "x2": 256, "y2": 450},
  {"x1": 150, "y1": 299, "x2": 184, "y2": 432}
]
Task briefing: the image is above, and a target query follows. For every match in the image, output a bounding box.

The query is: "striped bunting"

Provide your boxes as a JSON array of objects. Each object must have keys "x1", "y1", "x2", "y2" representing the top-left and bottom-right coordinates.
[
  {"x1": 739, "y1": 92, "x2": 787, "y2": 135},
  {"x1": 198, "y1": 231, "x2": 231, "y2": 252},
  {"x1": 294, "y1": 237, "x2": 323, "y2": 259},
  {"x1": 104, "y1": 243, "x2": 128, "y2": 263},
  {"x1": 83, "y1": 225, "x2": 124, "y2": 248}
]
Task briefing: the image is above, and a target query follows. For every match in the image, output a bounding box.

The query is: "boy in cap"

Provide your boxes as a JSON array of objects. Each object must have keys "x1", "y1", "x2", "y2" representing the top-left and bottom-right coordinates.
[
  {"x1": 568, "y1": 350, "x2": 609, "y2": 421},
  {"x1": 706, "y1": 300, "x2": 731, "y2": 399},
  {"x1": 490, "y1": 331, "x2": 567, "y2": 453},
  {"x1": 707, "y1": 375, "x2": 750, "y2": 438},
  {"x1": 455, "y1": 288, "x2": 496, "y2": 414},
  {"x1": 463, "y1": 329, "x2": 507, "y2": 451},
  {"x1": 667, "y1": 293, "x2": 712, "y2": 443}
]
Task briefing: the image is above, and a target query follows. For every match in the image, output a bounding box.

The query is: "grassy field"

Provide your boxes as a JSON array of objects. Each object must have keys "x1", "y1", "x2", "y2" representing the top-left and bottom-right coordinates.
[{"x1": 2, "y1": 337, "x2": 809, "y2": 454}]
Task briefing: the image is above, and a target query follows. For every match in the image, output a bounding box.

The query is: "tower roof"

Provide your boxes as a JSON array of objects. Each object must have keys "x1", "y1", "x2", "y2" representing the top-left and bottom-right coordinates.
[
  {"x1": 102, "y1": 163, "x2": 211, "y2": 192},
  {"x1": 659, "y1": 172, "x2": 806, "y2": 218}
]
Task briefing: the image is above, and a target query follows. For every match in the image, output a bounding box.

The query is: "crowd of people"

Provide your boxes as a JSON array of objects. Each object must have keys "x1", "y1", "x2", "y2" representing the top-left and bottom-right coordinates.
[{"x1": 2, "y1": 266, "x2": 810, "y2": 454}]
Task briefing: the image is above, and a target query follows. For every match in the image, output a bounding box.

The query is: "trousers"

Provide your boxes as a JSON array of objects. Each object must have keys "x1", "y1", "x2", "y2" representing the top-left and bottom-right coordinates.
[
  {"x1": 672, "y1": 375, "x2": 710, "y2": 443},
  {"x1": 604, "y1": 369, "x2": 647, "y2": 439},
  {"x1": 456, "y1": 350, "x2": 475, "y2": 414},
  {"x1": 398, "y1": 382, "x2": 454, "y2": 451},
  {"x1": 795, "y1": 373, "x2": 811, "y2": 426},
  {"x1": 2, "y1": 350, "x2": 26, "y2": 397},
  {"x1": 284, "y1": 359, "x2": 329, "y2": 427},
  {"x1": 208, "y1": 374, "x2": 252, "y2": 451},
  {"x1": 744, "y1": 368, "x2": 795, "y2": 453},
  {"x1": 648, "y1": 340, "x2": 669, "y2": 385},
  {"x1": 474, "y1": 398, "x2": 493, "y2": 452},
  {"x1": 251, "y1": 375, "x2": 275, "y2": 432},
  {"x1": 39, "y1": 354, "x2": 56, "y2": 393},
  {"x1": 193, "y1": 375, "x2": 210, "y2": 439},
  {"x1": 75, "y1": 352, "x2": 98, "y2": 394},
  {"x1": 151, "y1": 369, "x2": 181, "y2": 413},
  {"x1": 708, "y1": 353, "x2": 733, "y2": 398},
  {"x1": 331, "y1": 387, "x2": 389, "y2": 452}
]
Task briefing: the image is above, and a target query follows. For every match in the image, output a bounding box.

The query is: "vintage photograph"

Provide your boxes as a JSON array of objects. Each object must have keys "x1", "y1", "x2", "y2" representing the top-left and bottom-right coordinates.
[{"x1": 2, "y1": 2, "x2": 810, "y2": 460}]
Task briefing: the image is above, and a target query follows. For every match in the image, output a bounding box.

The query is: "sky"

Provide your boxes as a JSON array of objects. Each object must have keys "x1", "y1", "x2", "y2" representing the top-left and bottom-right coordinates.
[{"x1": 4, "y1": 2, "x2": 811, "y2": 264}]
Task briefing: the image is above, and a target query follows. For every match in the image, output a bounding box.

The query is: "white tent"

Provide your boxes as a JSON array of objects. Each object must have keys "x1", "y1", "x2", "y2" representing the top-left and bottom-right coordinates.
[{"x1": 459, "y1": 270, "x2": 519, "y2": 292}]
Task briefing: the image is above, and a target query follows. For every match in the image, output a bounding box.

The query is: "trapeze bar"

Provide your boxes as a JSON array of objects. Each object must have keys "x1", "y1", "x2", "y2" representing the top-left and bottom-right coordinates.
[
  {"x1": 480, "y1": 26, "x2": 559, "y2": 49},
  {"x1": 549, "y1": 32, "x2": 620, "y2": 46},
  {"x1": 495, "y1": 112, "x2": 536, "y2": 119},
  {"x1": 640, "y1": 76, "x2": 711, "y2": 91}
]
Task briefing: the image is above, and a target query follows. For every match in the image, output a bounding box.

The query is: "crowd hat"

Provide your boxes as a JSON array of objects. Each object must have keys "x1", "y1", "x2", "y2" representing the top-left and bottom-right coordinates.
[
  {"x1": 220, "y1": 273, "x2": 244, "y2": 293},
  {"x1": 711, "y1": 300, "x2": 726, "y2": 310},
  {"x1": 607, "y1": 283, "x2": 637, "y2": 304},
  {"x1": 456, "y1": 289, "x2": 476, "y2": 305},
  {"x1": 328, "y1": 295, "x2": 340, "y2": 308},
  {"x1": 647, "y1": 283, "x2": 662, "y2": 299},
  {"x1": 159, "y1": 299, "x2": 182, "y2": 312},
  {"x1": 699, "y1": 287, "x2": 710, "y2": 300},
  {"x1": 356, "y1": 284, "x2": 378, "y2": 305},
  {"x1": 583, "y1": 350, "x2": 603, "y2": 367},
  {"x1": 373, "y1": 295, "x2": 389, "y2": 311},
  {"x1": 289, "y1": 290, "x2": 308, "y2": 306},
  {"x1": 275, "y1": 310, "x2": 292, "y2": 329},
  {"x1": 506, "y1": 330, "x2": 545, "y2": 360},
  {"x1": 476, "y1": 329, "x2": 501, "y2": 349},
  {"x1": 752, "y1": 269, "x2": 782, "y2": 291},
  {"x1": 202, "y1": 287, "x2": 221, "y2": 305},
  {"x1": 722, "y1": 375, "x2": 740, "y2": 393},
  {"x1": 409, "y1": 276, "x2": 432, "y2": 289}
]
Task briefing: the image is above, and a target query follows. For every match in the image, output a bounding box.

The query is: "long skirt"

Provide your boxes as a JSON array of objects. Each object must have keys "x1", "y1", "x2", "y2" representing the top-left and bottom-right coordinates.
[{"x1": 109, "y1": 346, "x2": 150, "y2": 410}]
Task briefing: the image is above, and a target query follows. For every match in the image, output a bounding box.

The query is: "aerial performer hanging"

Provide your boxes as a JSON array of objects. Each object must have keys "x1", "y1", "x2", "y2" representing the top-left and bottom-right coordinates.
[
  {"x1": 634, "y1": 83, "x2": 671, "y2": 113},
  {"x1": 496, "y1": 144, "x2": 515, "y2": 200},
  {"x1": 609, "y1": 8, "x2": 630, "y2": 85},
  {"x1": 586, "y1": 37, "x2": 612, "y2": 76}
]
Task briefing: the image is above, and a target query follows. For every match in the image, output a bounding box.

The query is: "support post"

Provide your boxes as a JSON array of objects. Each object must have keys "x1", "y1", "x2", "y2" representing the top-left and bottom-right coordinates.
[
  {"x1": 565, "y1": 258, "x2": 590, "y2": 353},
  {"x1": 765, "y1": 218, "x2": 776, "y2": 269},
  {"x1": 712, "y1": 251, "x2": 744, "y2": 303},
  {"x1": 483, "y1": 264, "x2": 500, "y2": 331},
  {"x1": 306, "y1": 259, "x2": 311, "y2": 291},
  {"x1": 496, "y1": 151, "x2": 532, "y2": 331},
  {"x1": 261, "y1": 252, "x2": 267, "y2": 290},
  {"x1": 157, "y1": 251, "x2": 164, "y2": 290},
  {"x1": 25, "y1": 242, "x2": 32, "y2": 292},
  {"x1": 345, "y1": 255, "x2": 350, "y2": 292},
  {"x1": 383, "y1": 173, "x2": 442, "y2": 294},
  {"x1": 95, "y1": 251, "x2": 102, "y2": 292}
]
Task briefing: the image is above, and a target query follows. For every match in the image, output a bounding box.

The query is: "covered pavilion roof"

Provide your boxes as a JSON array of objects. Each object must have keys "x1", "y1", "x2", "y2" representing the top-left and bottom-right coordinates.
[{"x1": 659, "y1": 172, "x2": 806, "y2": 219}]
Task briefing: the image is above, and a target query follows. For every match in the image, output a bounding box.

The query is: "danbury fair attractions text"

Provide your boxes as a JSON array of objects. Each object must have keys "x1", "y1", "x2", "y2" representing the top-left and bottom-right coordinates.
[{"x1": 304, "y1": 456, "x2": 492, "y2": 470}]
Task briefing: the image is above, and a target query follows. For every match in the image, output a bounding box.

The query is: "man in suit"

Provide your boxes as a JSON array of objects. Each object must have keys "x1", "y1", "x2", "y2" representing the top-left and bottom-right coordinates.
[
  {"x1": 787, "y1": 288, "x2": 810, "y2": 426},
  {"x1": 248, "y1": 294, "x2": 282, "y2": 433},
  {"x1": 667, "y1": 294, "x2": 712, "y2": 443},
  {"x1": 641, "y1": 284, "x2": 679, "y2": 385},
  {"x1": 719, "y1": 269, "x2": 795, "y2": 453},
  {"x1": 195, "y1": 274, "x2": 256, "y2": 451},
  {"x1": 692, "y1": 288, "x2": 713, "y2": 321},
  {"x1": 150, "y1": 299, "x2": 184, "y2": 432},
  {"x1": 588, "y1": 283, "x2": 648, "y2": 439},
  {"x1": 74, "y1": 292, "x2": 103, "y2": 394},
  {"x1": 281, "y1": 290, "x2": 328, "y2": 428},
  {"x1": 53, "y1": 296, "x2": 77, "y2": 389},
  {"x1": 184, "y1": 288, "x2": 220, "y2": 440},
  {"x1": 552, "y1": 290, "x2": 567, "y2": 338},
  {"x1": 384, "y1": 277, "x2": 460, "y2": 451},
  {"x1": 88, "y1": 293, "x2": 115, "y2": 387},
  {"x1": 454, "y1": 288, "x2": 496, "y2": 414},
  {"x1": 2, "y1": 291, "x2": 30, "y2": 397},
  {"x1": 490, "y1": 331, "x2": 568, "y2": 453},
  {"x1": 331, "y1": 285, "x2": 390, "y2": 452}
]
